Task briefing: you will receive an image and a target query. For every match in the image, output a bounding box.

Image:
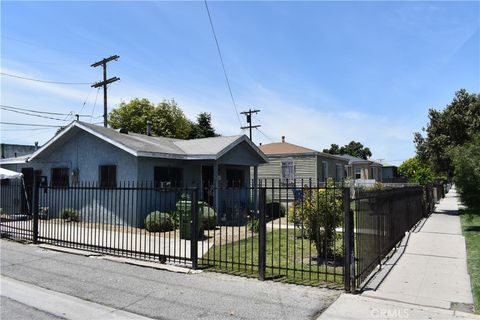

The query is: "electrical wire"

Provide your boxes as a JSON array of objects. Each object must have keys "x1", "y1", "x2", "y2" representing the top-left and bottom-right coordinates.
[
  {"x1": 0, "y1": 122, "x2": 62, "y2": 127},
  {"x1": 255, "y1": 127, "x2": 274, "y2": 143},
  {"x1": 1, "y1": 127, "x2": 55, "y2": 131},
  {"x1": 1, "y1": 106, "x2": 70, "y2": 121},
  {"x1": 203, "y1": 0, "x2": 242, "y2": 128},
  {"x1": 90, "y1": 88, "x2": 101, "y2": 123},
  {"x1": 1, "y1": 72, "x2": 93, "y2": 85},
  {"x1": 0, "y1": 104, "x2": 90, "y2": 117}
]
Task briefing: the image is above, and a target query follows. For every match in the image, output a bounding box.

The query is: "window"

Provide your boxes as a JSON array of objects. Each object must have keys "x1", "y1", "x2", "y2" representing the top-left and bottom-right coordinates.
[
  {"x1": 322, "y1": 161, "x2": 328, "y2": 181},
  {"x1": 51, "y1": 167, "x2": 69, "y2": 187},
  {"x1": 99, "y1": 165, "x2": 117, "y2": 188},
  {"x1": 227, "y1": 169, "x2": 245, "y2": 187},
  {"x1": 355, "y1": 168, "x2": 362, "y2": 180},
  {"x1": 370, "y1": 167, "x2": 375, "y2": 180},
  {"x1": 154, "y1": 167, "x2": 183, "y2": 188},
  {"x1": 335, "y1": 164, "x2": 344, "y2": 181},
  {"x1": 281, "y1": 161, "x2": 295, "y2": 184}
]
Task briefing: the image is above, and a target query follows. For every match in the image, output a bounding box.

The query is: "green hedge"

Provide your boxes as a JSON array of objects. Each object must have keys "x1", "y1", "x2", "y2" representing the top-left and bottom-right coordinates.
[
  {"x1": 144, "y1": 211, "x2": 177, "y2": 232},
  {"x1": 60, "y1": 208, "x2": 79, "y2": 222}
]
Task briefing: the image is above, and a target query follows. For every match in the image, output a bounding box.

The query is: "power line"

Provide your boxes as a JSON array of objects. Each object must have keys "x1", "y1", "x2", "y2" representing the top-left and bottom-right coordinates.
[
  {"x1": 1, "y1": 106, "x2": 70, "y2": 121},
  {"x1": 1, "y1": 127, "x2": 56, "y2": 131},
  {"x1": 0, "y1": 122, "x2": 62, "y2": 127},
  {"x1": 255, "y1": 127, "x2": 274, "y2": 143},
  {"x1": 203, "y1": 0, "x2": 242, "y2": 128},
  {"x1": 1, "y1": 72, "x2": 93, "y2": 85},
  {"x1": 90, "y1": 88, "x2": 101, "y2": 123},
  {"x1": 0, "y1": 104, "x2": 92, "y2": 117}
]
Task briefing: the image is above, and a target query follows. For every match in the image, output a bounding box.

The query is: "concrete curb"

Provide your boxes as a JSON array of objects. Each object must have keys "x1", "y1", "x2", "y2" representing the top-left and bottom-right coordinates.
[
  {"x1": 1, "y1": 276, "x2": 153, "y2": 320},
  {"x1": 35, "y1": 243, "x2": 201, "y2": 274}
]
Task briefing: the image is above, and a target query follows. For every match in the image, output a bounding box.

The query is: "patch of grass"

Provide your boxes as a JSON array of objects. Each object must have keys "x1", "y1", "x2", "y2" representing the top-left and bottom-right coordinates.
[
  {"x1": 200, "y1": 229, "x2": 344, "y2": 286},
  {"x1": 460, "y1": 208, "x2": 480, "y2": 314}
]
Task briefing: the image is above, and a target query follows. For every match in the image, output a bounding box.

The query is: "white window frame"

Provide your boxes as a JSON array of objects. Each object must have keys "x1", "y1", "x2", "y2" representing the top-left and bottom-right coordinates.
[{"x1": 281, "y1": 161, "x2": 295, "y2": 184}]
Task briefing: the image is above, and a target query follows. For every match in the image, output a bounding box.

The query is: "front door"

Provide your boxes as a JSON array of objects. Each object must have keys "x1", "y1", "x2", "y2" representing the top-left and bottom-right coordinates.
[{"x1": 202, "y1": 165, "x2": 214, "y2": 205}]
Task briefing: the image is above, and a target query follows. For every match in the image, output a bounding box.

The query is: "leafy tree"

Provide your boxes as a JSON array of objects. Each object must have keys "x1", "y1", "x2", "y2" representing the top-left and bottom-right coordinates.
[
  {"x1": 189, "y1": 112, "x2": 218, "y2": 139},
  {"x1": 324, "y1": 141, "x2": 372, "y2": 159},
  {"x1": 415, "y1": 89, "x2": 480, "y2": 177},
  {"x1": 451, "y1": 135, "x2": 480, "y2": 209},
  {"x1": 398, "y1": 157, "x2": 434, "y2": 185},
  {"x1": 322, "y1": 144, "x2": 340, "y2": 155},
  {"x1": 109, "y1": 98, "x2": 192, "y2": 139}
]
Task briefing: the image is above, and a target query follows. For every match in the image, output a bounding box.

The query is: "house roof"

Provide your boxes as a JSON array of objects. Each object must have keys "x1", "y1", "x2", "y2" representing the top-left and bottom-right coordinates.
[
  {"x1": 23, "y1": 121, "x2": 268, "y2": 163},
  {"x1": 341, "y1": 154, "x2": 383, "y2": 166},
  {"x1": 0, "y1": 155, "x2": 29, "y2": 165},
  {"x1": 259, "y1": 141, "x2": 348, "y2": 162},
  {"x1": 259, "y1": 141, "x2": 316, "y2": 155}
]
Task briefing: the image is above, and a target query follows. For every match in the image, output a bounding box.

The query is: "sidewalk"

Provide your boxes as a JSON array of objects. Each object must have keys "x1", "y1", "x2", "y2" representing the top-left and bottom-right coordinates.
[{"x1": 319, "y1": 186, "x2": 478, "y2": 319}]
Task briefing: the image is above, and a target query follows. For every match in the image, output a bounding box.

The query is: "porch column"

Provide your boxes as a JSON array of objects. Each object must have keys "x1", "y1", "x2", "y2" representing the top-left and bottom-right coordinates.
[{"x1": 214, "y1": 162, "x2": 219, "y2": 213}]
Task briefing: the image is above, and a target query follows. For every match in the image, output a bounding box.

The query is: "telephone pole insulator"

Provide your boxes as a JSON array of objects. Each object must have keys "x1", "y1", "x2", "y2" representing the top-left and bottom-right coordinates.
[
  {"x1": 91, "y1": 55, "x2": 120, "y2": 127},
  {"x1": 240, "y1": 109, "x2": 261, "y2": 142}
]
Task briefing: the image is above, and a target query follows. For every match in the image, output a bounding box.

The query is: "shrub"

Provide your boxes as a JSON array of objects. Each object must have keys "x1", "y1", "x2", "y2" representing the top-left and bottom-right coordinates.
[
  {"x1": 247, "y1": 218, "x2": 260, "y2": 233},
  {"x1": 291, "y1": 178, "x2": 343, "y2": 258},
  {"x1": 265, "y1": 202, "x2": 285, "y2": 221},
  {"x1": 144, "y1": 211, "x2": 176, "y2": 232},
  {"x1": 60, "y1": 208, "x2": 79, "y2": 222},
  {"x1": 451, "y1": 135, "x2": 480, "y2": 210}
]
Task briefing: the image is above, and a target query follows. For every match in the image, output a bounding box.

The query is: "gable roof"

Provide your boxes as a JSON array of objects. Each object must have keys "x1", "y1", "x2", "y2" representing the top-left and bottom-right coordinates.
[
  {"x1": 259, "y1": 142, "x2": 317, "y2": 155},
  {"x1": 27, "y1": 121, "x2": 268, "y2": 163},
  {"x1": 259, "y1": 141, "x2": 348, "y2": 162}
]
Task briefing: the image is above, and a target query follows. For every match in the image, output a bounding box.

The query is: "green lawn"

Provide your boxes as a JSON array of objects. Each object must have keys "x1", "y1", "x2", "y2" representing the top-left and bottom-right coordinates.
[
  {"x1": 460, "y1": 208, "x2": 480, "y2": 314},
  {"x1": 200, "y1": 229, "x2": 344, "y2": 287}
]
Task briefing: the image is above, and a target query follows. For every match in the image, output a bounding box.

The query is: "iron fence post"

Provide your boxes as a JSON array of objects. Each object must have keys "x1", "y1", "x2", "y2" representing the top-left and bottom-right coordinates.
[
  {"x1": 258, "y1": 187, "x2": 266, "y2": 281},
  {"x1": 32, "y1": 175, "x2": 40, "y2": 244},
  {"x1": 343, "y1": 188, "x2": 355, "y2": 292},
  {"x1": 191, "y1": 188, "x2": 199, "y2": 270}
]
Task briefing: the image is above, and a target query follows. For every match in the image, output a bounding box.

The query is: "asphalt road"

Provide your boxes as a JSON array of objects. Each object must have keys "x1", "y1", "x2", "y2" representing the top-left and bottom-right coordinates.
[{"x1": 0, "y1": 239, "x2": 340, "y2": 320}]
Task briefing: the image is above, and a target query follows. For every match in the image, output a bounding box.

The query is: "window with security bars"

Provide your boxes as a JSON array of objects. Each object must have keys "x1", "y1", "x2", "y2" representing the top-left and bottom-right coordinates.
[
  {"x1": 154, "y1": 167, "x2": 183, "y2": 188},
  {"x1": 51, "y1": 167, "x2": 69, "y2": 187},
  {"x1": 281, "y1": 161, "x2": 295, "y2": 185},
  {"x1": 99, "y1": 165, "x2": 117, "y2": 188}
]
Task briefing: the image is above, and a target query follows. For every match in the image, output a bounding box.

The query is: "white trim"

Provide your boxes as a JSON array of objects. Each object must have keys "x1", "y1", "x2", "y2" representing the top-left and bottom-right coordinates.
[
  {"x1": 26, "y1": 122, "x2": 268, "y2": 163},
  {"x1": 216, "y1": 135, "x2": 269, "y2": 163},
  {"x1": 28, "y1": 122, "x2": 138, "y2": 161}
]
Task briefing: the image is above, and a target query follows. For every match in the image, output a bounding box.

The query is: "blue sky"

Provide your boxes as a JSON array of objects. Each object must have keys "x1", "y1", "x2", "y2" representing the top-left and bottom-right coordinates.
[{"x1": 1, "y1": 1, "x2": 479, "y2": 164}]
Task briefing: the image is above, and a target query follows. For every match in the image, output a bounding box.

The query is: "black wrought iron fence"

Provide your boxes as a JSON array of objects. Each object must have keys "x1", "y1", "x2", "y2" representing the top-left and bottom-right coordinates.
[
  {"x1": 0, "y1": 178, "x2": 444, "y2": 290},
  {"x1": 351, "y1": 186, "x2": 430, "y2": 290}
]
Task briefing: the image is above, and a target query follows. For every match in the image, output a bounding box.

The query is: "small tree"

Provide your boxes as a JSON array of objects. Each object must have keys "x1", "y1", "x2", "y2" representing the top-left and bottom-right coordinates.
[
  {"x1": 297, "y1": 179, "x2": 343, "y2": 260},
  {"x1": 398, "y1": 157, "x2": 435, "y2": 185}
]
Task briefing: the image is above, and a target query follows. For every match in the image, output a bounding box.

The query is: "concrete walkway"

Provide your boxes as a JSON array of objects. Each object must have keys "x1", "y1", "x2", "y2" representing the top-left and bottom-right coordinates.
[{"x1": 319, "y1": 186, "x2": 478, "y2": 319}]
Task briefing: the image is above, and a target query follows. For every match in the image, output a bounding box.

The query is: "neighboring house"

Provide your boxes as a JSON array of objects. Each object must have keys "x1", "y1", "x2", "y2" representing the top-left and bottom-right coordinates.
[
  {"x1": 382, "y1": 163, "x2": 398, "y2": 181},
  {"x1": 257, "y1": 136, "x2": 349, "y2": 185},
  {"x1": 1, "y1": 143, "x2": 38, "y2": 159},
  {"x1": 0, "y1": 121, "x2": 268, "y2": 226},
  {"x1": 342, "y1": 154, "x2": 383, "y2": 183}
]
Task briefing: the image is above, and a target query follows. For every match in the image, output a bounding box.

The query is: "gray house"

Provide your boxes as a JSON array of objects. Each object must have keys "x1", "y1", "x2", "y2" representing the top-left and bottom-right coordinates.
[
  {"x1": 258, "y1": 136, "x2": 348, "y2": 199},
  {"x1": 0, "y1": 121, "x2": 268, "y2": 225}
]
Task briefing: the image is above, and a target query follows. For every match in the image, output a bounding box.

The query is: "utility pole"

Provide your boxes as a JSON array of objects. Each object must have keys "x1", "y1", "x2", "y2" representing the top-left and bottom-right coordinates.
[
  {"x1": 91, "y1": 55, "x2": 120, "y2": 127},
  {"x1": 240, "y1": 109, "x2": 260, "y2": 141}
]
